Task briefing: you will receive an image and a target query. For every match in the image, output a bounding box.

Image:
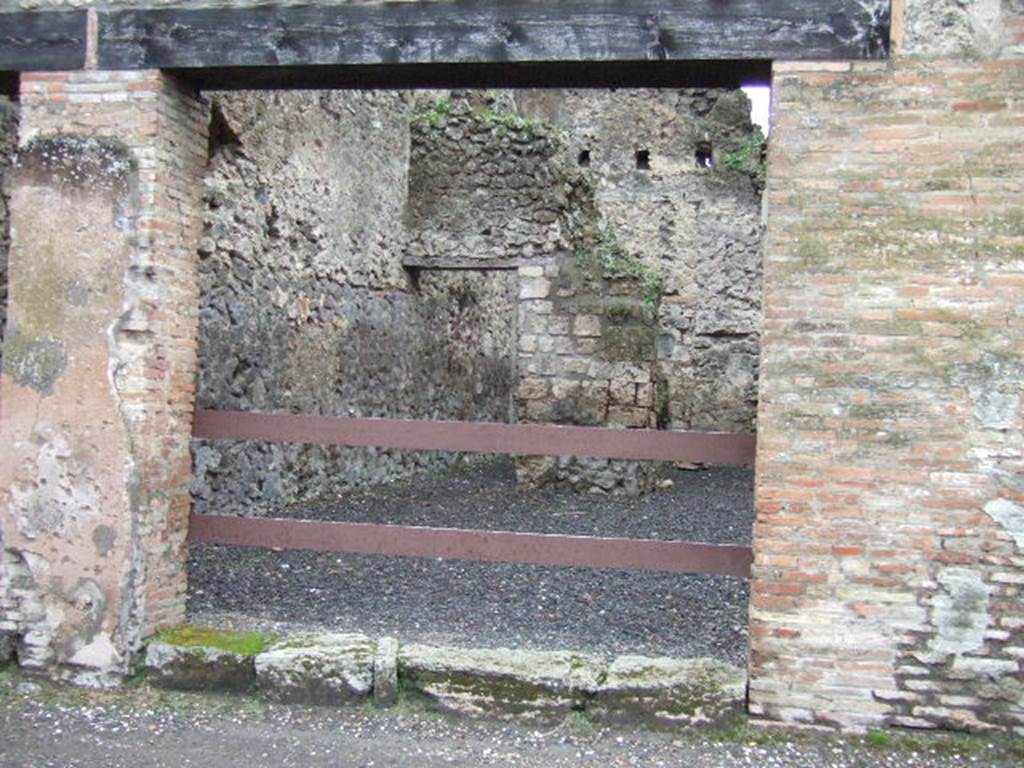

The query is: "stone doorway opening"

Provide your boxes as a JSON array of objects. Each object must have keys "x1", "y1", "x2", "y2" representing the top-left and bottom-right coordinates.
[{"x1": 186, "y1": 85, "x2": 768, "y2": 675}]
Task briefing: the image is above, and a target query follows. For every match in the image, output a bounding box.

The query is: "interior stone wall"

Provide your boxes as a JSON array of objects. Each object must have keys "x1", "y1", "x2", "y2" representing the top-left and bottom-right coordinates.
[
  {"x1": 192, "y1": 91, "x2": 518, "y2": 516},
  {"x1": 194, "y1": 87, "x2": 765, "y2": 510},
  {"x1": 515, "y1": 88, "x2": 765, "y2": 433}
]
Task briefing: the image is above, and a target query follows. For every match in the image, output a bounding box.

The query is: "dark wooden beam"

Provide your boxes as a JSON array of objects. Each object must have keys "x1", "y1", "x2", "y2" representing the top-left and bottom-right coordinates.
[
  {"x1": 0, "y1": 11, "x2": 87, "y2": 72},
  {"x1": 171, "y1": 58, "x2": 772, "y2": 92},
  {"x1": 99, "y1": 1, "x2": 889, "y2": 75}
]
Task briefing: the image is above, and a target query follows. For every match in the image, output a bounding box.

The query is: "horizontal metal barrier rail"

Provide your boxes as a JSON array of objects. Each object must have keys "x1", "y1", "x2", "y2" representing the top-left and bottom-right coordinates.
[
  {"x1": 191, "y1": 409, "x2": 755, "y2": 577},
  {"x1": 188, "y1": 515, "x2": 753, "y2": 579},
  {"x1": 193, "y1": 409, "x2": 756, "y2": 464}
]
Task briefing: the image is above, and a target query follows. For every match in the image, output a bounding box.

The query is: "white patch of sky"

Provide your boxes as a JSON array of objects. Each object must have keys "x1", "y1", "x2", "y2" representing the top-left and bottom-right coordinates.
[{"x1": 741, "y1": 85, "x2": 771, "y2": 136}]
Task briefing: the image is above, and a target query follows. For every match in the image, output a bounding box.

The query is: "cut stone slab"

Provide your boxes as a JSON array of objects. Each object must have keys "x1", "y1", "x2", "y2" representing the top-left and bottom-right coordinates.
[
  {"x1": 592, "y1": 655, "x2": 746, "y2": 727},
  {"x1": 144, "y1": 641, "x2": 256, "y2": 692},
  {"x1": 374, "y1": 636, "x2": 399, "y2": 707},
  {"x1": 255, "y1": 633, "x2": 375, "y2": 705},
  {"x1": 399, "y1": 644, "x2": 604, "y2": 720}
]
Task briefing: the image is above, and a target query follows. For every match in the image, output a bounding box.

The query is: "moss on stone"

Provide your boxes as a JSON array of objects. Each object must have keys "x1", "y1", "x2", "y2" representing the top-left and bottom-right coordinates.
[
  {"x1": 600, "y1": 325, "x2": 656, "y2": 362},
  {"x1": 152, "y1": 625, "x2": 274, "y2": 657}
]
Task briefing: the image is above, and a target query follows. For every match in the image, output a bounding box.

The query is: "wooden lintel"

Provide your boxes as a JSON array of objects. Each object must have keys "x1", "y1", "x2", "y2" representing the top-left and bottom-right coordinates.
[
  {"x1": 0, "y1": 11, "x2": 87, "y2": 73},
  {"x1": 169, "y1": 59, "x2": 773, "y2": 92},
  {"x1": 96, "y1": 0, "x2": 889, "y2": 77}
]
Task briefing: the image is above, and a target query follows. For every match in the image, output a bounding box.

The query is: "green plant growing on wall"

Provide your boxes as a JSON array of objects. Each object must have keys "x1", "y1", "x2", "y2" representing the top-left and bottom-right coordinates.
[
  {"x1": 574, "y1": 222, "x2": 663, "y2": 310},
  {"x1": 414, "y1": 96, "x2": 452, "y2": 127},
  {"x1": 719, "y1": 135, "x2": 767, "y2": 173},
  {"x1": 481, "y1": 107, "x2": 538, "y2": 135}
]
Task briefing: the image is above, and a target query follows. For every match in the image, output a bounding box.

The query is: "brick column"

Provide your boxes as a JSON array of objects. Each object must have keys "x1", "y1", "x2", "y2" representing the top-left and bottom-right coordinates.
[
  {"x1": 750, "y1": 58, "x2": 1024, "y2": 732},
  {"x1": 0, "y1": 71, "x2": 208, "y2": 684}
]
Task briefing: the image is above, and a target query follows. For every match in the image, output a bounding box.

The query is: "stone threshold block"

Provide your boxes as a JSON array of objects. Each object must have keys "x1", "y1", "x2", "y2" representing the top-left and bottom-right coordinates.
[
  {"x1": 143, "y1": 627, "x2": 746, "y2": 726},
  {"x1": 145, "y1": 642, "x2": 258, "y2": 693},
  {"x1": 591, "y1": 655, "x2": 747, "y2": 727},
  {"x1": 398, "y1": 644, "x2": 606, "y2": 721},
  {"x1": 254, "y1": 633, "x2": 376, "y2": 705}
]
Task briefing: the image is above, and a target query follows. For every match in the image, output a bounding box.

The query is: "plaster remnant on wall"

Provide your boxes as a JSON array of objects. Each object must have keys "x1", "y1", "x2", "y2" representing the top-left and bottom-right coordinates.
[
  {"x1": 91, "y1": 525, "x2": 117, "y2": 558},
  {"x1": 16, "y1": 136, "x2": 134, "y2": 197},
  {"x1": 903, "y1": 0, "x2": 1009, "y2": 57},
  {"x1": 952, "y1": 354, "x2": 1024, "y2": 431},
  {"x1": 984, "y1": 499, "x2": 1024, "y2": 551},
  {"x1": 9, "y1": 432, "x2": 101, "y2": 541},
  {"x1": 1, "y1": 327, "x2": 67, "y2": 396},
  {"x1": 924, "y1": 567, "x2": 993, "y2": 662},
  {"x1": 54, "y1": 578, "x2": 107, "y2": 664}
]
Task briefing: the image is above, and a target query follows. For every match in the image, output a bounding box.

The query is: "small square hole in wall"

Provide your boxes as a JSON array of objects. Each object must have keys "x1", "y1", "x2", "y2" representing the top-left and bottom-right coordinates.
[
  {"x1": 578, "y1": 149, "x2": 591, "y2": 167},
  {"x1": 635, "y1": 150, "x2": 650, "y2": 171},
  {"x1": 695, "y1": 142, "x2": 713, "y2": 168}
]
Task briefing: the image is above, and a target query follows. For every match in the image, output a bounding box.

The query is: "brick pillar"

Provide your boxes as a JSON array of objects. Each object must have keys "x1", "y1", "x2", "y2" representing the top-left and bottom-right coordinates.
[
  {"x1": 0, "y1": 71, "x2": 208, "y2": 684},
  {"x1": 750, "y1": 58, "x2": 1024, "y2": 732}
]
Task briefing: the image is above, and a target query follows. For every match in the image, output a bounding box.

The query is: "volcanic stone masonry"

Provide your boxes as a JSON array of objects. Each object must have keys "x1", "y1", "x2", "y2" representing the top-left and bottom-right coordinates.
[
  {"x1": 192, "y1": 91, "x2": 519, "y2": 515},
  {"x1": 193, "y1": 87, "x2": 765, "y2": 509}
]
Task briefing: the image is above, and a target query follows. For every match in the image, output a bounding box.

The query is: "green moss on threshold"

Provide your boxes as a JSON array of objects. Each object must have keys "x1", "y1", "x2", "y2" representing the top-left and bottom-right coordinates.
[{"x1": 153, "y1": 625, "x2": 275, "y2": 657}]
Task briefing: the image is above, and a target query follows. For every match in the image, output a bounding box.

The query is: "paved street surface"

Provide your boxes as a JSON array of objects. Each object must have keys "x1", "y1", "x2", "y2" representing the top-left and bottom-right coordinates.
[{"x1": 1, "y1": 668, "x2": 1020, "y2": 768}]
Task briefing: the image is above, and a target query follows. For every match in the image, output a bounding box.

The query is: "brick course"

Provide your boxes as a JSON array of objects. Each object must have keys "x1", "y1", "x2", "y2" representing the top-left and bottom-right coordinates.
[
  {"x1": 0, "y1": 71, "x2": 207, "y2": 680},
  {"x1": 750, "y1": 57, "x2": 1024, "y2": 733}
]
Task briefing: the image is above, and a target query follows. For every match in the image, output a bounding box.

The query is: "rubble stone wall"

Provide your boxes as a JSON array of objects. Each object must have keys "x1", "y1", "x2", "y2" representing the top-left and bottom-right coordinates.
[
  {"x1": 193, "y1": 91, "x2": 518, "y2": 516},
  {"x1": 515, "y1": 88, "x2": 765, "y2": 433},
  {"x1": 195, "y1": 88, "x2": 764, "y2": 507}
]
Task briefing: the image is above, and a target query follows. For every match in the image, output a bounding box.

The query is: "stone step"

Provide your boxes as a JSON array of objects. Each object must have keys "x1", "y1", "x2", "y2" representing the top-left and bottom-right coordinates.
[{"x1": 144, "y1": 629, "x2": 745, "y2": 727}]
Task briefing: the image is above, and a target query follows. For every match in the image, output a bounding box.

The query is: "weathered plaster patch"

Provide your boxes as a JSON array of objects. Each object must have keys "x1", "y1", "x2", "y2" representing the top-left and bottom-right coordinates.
[
  {"x1": 54, "y1": 578, "x2": 108, "y2": 665},
  {"x1": 17, "y1": 136, "x2": 134, "y2": 198},
  {"x1": 67, "y1": 632, "x2": 120, "y2": 674},
  {"x1": 10, "y1": 432, "x2": 102, "y2": 540},
  {"x1": 984, "y1": 499, "x2": 1024, "y2": 552},
  {"x1": 903, "y1": 0, "x2": 1006, "y2": 56},
  {"x1": 1, "y1": 326, "x2": 67, "y2": 396},
  {"x1": 91, "y1": 525, "x2": 116, "y2": 558},
  {"x1": 924, "y1": 567, "x2": 993, "y2": 662},
  {"x1": 952, "y1": 354, "x2": 1023, "y2": 431}
]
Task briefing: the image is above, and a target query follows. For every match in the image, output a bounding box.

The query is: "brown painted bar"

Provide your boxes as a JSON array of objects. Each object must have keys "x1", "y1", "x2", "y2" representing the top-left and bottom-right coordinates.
[
  {"x1": 193, "y1": 409, "x2": 756, "y2": 465},
  {"x1": 189, "y1": 514, "x2": 753, "y2": 578}
]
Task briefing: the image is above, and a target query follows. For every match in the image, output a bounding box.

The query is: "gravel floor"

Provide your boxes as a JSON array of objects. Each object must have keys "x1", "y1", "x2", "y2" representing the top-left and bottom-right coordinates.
[
  {"x1": 3, "y1": 671, "x2": 1022, "y2": 768},
  {"x1": 188, "y1": 460, "x2": 753, "y2": 664}
]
